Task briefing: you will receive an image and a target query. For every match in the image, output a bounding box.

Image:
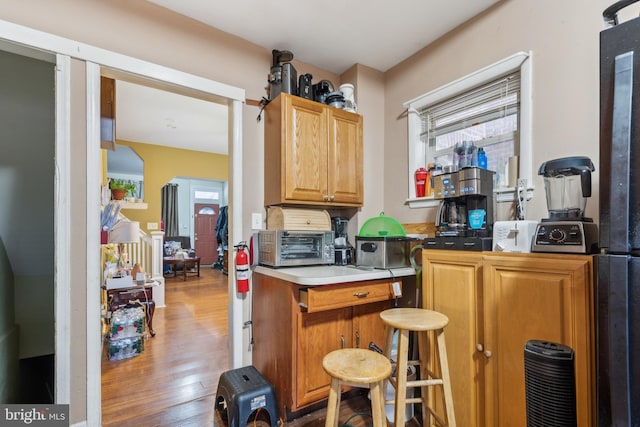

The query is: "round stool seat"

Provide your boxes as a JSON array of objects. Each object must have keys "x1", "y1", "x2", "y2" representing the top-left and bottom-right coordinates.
[
  {"x1": 380, "y1": 307, "x2": 449, "y2": 331},
  {"x1": 323, "y1": 348, "x2": 392, "y2": 384}
]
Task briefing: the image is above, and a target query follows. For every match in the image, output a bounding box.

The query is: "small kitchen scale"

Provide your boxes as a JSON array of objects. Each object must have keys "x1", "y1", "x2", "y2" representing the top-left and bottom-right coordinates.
[{"x1": 530, "y1": 156, "x2": 599, "y2": 254}]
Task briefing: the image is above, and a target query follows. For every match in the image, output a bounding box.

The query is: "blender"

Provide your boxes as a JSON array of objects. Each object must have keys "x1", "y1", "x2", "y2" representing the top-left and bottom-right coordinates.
[{"x1": 531, "y1": 156, "x2": 599, "y2": 253}]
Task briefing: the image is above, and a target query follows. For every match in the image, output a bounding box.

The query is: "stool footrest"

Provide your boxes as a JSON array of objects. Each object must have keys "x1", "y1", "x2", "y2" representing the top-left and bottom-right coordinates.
[
  {"x1": 388, "y1": 377, "x2": 444, "y2": 389},
  {"x1": 408, "y1": 379, "x2": 443, "y2": 387}
]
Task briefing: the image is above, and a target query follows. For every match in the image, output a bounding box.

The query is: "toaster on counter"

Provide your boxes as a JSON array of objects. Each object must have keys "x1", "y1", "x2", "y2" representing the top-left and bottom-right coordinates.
[{"x1": 492, "y1": 220, "x2": 538, "y2": 253}]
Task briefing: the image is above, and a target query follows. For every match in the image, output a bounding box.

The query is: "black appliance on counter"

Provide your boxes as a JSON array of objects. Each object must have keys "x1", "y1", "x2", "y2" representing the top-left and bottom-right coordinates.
[
  {"x1": 531, "y1": 156, "x2": 599, "y2": 254},
  {"x1": 423, "y1": 166, "x2": 494, "y2": 251},
  {"x1": 331, "y1": 216, "x2": 353, "y2": 265},
  {"x1": 597, "y1": 1, "x2": 640, "y2": 425}
]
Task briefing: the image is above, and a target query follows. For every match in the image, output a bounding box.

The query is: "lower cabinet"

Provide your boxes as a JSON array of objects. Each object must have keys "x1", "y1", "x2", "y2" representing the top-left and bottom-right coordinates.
[
  {"x1": 252, "y1": 273, "x2": 400, "y2": 419},
  {"x1": 422, "y1": 251, "x2": 595, "y2": 427}
]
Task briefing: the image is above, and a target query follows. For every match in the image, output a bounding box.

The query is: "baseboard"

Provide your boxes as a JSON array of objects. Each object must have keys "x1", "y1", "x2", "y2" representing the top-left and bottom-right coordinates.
[{"x1": 70, "y1": 421, "x2": 87, "y2": 427}]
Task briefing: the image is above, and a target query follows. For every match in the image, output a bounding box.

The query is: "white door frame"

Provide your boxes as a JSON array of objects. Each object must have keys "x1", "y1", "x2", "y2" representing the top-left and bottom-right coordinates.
[{"x1": 0, "y1": 18, "x2": 245, "y2": 426}]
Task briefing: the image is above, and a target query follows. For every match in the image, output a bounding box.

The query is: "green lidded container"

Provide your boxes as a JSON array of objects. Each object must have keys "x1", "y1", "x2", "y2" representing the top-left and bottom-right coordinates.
[{"x1": 358, "y1": 212, "x2": 406, "y2": 237}]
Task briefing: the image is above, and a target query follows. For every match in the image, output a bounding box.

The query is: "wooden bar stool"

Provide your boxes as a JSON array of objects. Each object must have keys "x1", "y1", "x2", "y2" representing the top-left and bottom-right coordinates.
[
  {"x1": 322, "y1": 348, "x2": 392, "y2": 427},
  {"x1": 380, "y1": 308, "x2": 456, "y2": 427}
]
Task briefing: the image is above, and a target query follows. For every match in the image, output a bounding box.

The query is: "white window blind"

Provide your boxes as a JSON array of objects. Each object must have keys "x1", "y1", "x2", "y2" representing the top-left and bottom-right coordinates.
[{"x1": 421, "y1": 71, "x2": 520, "y2": 176}]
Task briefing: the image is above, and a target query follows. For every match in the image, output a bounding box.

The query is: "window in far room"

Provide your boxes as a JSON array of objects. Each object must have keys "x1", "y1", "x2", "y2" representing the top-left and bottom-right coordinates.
[{"x1": 405, "y1": 52, "x2": 532, "y2": 207}]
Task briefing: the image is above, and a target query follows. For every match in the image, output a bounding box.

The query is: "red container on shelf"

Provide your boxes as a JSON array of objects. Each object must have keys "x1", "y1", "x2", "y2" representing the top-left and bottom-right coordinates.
[{"x1": 415, "y1": 167, "x2": 428, "y2": 197}]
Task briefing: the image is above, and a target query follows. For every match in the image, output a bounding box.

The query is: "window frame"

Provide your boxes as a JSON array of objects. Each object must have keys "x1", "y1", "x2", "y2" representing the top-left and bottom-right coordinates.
[{"x1": 405, "y1": 51, "x2": 532, "y2": 208}]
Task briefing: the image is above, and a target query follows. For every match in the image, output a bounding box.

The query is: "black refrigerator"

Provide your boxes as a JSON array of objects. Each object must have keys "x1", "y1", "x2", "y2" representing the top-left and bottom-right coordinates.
[{"x1": 598, "y1": 1, "x2": 640, "y2": 425}]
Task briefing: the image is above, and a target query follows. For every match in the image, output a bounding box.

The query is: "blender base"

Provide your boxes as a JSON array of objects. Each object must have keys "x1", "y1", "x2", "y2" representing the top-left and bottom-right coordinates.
[{"x1": 531, "y1": 221, "x2": 599, "y2": 254}]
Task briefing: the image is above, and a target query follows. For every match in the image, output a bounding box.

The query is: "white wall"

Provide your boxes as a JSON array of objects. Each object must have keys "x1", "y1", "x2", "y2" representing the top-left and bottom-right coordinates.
[{"x1": 383, "y1": 0, "x2": 614, "y2": 226}]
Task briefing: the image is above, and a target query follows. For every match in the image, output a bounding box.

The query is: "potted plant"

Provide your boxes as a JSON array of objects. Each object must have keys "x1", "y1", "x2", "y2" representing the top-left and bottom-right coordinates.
[{"x1": 110, "y1": 179, "x2": 137, "y2": 201}]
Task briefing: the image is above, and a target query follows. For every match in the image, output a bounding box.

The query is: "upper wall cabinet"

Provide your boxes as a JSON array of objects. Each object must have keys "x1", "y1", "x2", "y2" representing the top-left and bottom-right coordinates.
[{"x1": 264, "y1": 93, "x2": 363, "y2": 207}]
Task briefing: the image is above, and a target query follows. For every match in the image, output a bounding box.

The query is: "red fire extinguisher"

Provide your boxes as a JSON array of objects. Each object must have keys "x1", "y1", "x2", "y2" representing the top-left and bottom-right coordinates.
[{"x1": 235, "y1": 242, "x2": 250, "y2": 293}]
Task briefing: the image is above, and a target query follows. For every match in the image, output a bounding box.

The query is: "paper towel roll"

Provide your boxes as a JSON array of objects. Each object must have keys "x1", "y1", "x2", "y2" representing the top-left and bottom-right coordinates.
[{"x1": 508, "y1": 156, "x2": 519, "y2": 187}]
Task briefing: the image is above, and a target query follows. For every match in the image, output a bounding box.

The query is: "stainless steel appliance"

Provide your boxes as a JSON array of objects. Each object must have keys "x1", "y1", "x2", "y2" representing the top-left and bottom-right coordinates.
[
  {"x1": 258, "y1": 230, "x2": 334, "y2": 268},
  {"x1": 355, "y1": 236, "x2": 417, "y2": 269},
  {"x1": 531, "y1": 156, "x2": 599, "y2": 254},
  {"x1": 424, "y1": 166, "x2": 495, "y2": 251},
  {"x1": 597, "y1": 2, "x2": 640, "y2": 424},
  {"x1": 268, "y1": 49, "x2": 297, "y2": 101}
]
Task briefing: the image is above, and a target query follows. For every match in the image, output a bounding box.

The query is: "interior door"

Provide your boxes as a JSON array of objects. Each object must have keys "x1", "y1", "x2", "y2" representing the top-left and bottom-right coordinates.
[{"x1": 194, "y1": 203, "x2": 219, "y2": 264}]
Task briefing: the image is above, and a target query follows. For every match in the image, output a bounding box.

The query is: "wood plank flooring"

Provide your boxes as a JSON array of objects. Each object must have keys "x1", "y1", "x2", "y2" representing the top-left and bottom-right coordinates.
[{"x1": 101, "y1": 268, "x2": 399, "y2": 427}]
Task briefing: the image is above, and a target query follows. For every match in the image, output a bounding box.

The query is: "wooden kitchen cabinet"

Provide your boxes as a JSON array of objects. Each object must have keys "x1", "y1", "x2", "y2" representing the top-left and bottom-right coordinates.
[
  {"x1": 264, "y1": 93, "x2": 363, "y2": 207},
  {"x1": 422, "y1": 251, "x2": 594, "y2": 427},
  {"x1": 252, "y1": 273, "x2": 400, "y2": 419},
  {"x1": 422, "y1": 251, "x2": 484, "y2": 427}
]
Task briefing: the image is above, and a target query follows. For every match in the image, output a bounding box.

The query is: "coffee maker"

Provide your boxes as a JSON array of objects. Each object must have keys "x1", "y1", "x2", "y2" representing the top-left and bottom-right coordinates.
[
  {"x1": 268, "y1": 49, "x2": 297, "y2": 101},
  {"x1": 531, "y1": 156, "x2": 599, "y2": 253},
  {"x1": 331, "y1": 217, "x2": 353, "y2": 265},
  {"x1": 424, "y1": 167, "x2": 495, "y2": 251}
]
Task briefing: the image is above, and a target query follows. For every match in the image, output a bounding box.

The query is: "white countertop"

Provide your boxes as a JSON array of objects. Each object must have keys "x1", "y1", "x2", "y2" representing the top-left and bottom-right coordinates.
[{"x1": 254, "y1": 265, "x2": 416, "y2": 286}]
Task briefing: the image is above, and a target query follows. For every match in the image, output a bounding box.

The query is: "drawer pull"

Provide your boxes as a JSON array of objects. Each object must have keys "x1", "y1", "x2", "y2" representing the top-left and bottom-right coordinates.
[
  {"x1": 340, "y1": 335, "x2": 345, "y2": 349},
  {"x1": 353, "y1": 291, "x2": 370, "y2": 298}
]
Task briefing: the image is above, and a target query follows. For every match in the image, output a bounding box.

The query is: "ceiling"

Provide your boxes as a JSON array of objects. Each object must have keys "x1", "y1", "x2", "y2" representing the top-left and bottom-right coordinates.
[{"x1": 112, "y1": 0, "x2": 500, "y2": 163}]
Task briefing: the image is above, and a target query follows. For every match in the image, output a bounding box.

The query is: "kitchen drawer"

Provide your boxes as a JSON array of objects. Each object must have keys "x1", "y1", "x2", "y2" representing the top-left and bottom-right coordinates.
[{"x1": 299, "y1": 280, "x2": 400, "y2": 313}]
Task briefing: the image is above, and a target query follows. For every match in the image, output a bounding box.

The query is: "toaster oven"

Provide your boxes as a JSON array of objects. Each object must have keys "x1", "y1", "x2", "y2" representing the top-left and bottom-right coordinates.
[{"x1": 258, "y1": 230, "x2": 334, "y2": 267}]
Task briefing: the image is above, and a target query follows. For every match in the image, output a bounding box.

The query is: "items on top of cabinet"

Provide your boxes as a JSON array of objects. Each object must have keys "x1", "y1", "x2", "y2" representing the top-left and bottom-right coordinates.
[
  {"x1": 268, "y1": 49, "x2": 297, "y2": 101},
  {"x1": 266, "y1": 207, "x2": 331, "y2": 231}
]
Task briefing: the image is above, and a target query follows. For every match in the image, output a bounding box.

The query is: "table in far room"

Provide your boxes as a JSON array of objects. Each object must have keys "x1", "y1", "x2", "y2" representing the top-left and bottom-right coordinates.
[{"x1": 163, "y1": 256, "x2": 201, "y2": 281}]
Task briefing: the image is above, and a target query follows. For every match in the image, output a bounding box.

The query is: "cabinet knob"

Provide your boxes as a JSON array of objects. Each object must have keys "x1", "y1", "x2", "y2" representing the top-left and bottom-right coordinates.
[
  {"x1": 340, "y1": 335, "x2": 345, "y2": 349},
  {"x1": 484, "y1": 350, "x2": 493, "y2": 358},
  {"x1": 329, "y1": 195, "x2": 335, "y2": 201},
  {"x1": 355, "y1": 330, "x2": 360, "y2": 348},
  {"x1": 476, "y1": 343, "x2": 484, "y2": 352}
]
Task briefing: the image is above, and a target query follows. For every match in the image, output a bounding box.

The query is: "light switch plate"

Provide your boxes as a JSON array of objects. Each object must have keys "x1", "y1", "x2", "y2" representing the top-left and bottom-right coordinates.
[
  {"x1": 147, "y1": 222, "x2": 159, "y2": 230},
  {"x1": 251, "y1": 213, "x2": 262, "y2": 230}
]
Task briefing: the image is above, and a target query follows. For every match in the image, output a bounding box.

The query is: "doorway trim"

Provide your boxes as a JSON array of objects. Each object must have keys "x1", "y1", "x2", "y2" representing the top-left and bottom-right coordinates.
[{"x1": 0, "y1": 18, "x2": 245, "y2": 426}]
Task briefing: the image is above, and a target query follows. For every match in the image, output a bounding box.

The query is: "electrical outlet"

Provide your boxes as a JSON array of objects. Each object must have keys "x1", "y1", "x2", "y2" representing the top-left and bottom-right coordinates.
[
  {"x1": 147, "y1": 222, "x2": 159, "y2": 230},
  {"x1": 251, "y1": 213, "x2": 263, "y2": 230}
]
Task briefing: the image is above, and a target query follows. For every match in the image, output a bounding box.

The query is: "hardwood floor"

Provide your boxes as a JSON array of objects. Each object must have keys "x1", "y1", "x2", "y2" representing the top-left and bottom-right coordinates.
[
  {"x1": 101, "y1": 268, "x2": 400, "y2": 427},
  {"x1": 102, "y1": 268, "x2": 230, "y2": 426}
]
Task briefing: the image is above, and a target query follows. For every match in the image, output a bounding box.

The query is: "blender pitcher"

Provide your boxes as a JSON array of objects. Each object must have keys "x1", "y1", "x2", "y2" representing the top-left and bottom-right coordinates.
[{"x1": 538, "y1": 156, "x2": 595, "y2": 220}]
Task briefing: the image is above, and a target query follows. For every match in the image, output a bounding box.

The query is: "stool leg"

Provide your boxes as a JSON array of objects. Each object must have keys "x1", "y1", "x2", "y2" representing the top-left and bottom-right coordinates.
[
  {"x1": 417, "y1": 329, "x2": 431, "y2": 425},
  {"x1": 325, "y1": 378, "x2": 342, "y2": 427},
  {"x1": 370, "y1": 380, "x2": 386, "y2": 427},
  {"x1": 394, "y1": 328, "x2": 410, "y2": 427},
  {"x1": 382, "y1": 325, "x2": 395, "y2": 420},
  {"x1": 436, "y1": 328, "x2": 456, "y2": 427}
]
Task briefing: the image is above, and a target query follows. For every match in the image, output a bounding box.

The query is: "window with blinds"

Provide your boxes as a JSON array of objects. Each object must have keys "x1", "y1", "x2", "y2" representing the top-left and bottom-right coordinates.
[
  {"x1": 421, "y1": 71, "x2": 520, "y2": 175},
  {"x1": 405, "y1": 51, "x2": 532, "y2": 204}
]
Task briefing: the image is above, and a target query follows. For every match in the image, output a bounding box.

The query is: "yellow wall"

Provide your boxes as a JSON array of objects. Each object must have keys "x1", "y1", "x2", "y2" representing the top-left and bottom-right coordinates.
[{"x1": 111, "y1": 140, "x2": 228, "y2": 232}]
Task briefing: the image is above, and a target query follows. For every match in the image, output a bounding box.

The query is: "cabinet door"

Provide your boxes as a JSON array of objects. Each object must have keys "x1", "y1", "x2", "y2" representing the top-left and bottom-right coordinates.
[
  {"x1": 327, "y1": 108, "x2": 363, "y2": 204},
  {"x1": 423, "y1": 251, "x2": 484, "y2": 427},
  {"x1": 296, "y1": 307, "x2": 351, "y2": 408},
  {"x1": 353, "y1": 300, "x2": 392, "y2": 351},
  {"x1": 283, "y1": 95, "x2": 328, "y2": 203},
  {"x1": 482, "y1": 255, "x2": 594, "y2": 427}
]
